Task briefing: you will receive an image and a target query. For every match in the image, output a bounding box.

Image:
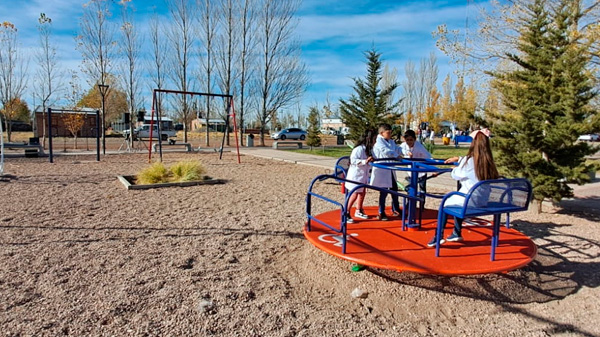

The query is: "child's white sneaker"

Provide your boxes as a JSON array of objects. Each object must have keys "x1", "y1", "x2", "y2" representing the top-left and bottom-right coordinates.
[{"x1": 354, "y1": 210, "x2": 369, "y2": 219}]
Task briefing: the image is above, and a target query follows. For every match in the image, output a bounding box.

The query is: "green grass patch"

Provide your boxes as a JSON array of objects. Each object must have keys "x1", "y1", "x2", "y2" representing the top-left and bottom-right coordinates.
[
  {"x1": 291, "y1": 147, "x2": 352, "y2": 158},
  {"x1": 290, "y1": 144, "x2": 470, "y2": 159},
  {"x1": 136, "y1": 160, "x2": 206, "y2": 184},
  {"x1": 430, "y1": 146, "x2": 469, "y2": 159}
]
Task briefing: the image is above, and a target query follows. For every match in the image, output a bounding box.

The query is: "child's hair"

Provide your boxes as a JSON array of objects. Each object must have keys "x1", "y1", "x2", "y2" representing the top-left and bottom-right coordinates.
[
  {"x1": 403, "y1": 129, "x2": 416, "y2": 139},
  {"x1": 356, "y1": 128, "x2": 377, "y2": 157},
  {"x1": 378, "y1": 123, "x2": 392, "y2": 133},
  {"x1": 465, "y1": 132, "x2": 499, "y2": 181}
]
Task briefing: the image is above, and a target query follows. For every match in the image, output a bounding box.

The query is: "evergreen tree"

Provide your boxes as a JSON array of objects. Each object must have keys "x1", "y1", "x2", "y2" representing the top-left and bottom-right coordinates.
[
  {"x1": 306, "y1": 106, "x2": 321, "y2": 148},
  {"x1": 489, "y1": 0, "x2": 599, "y2": 211},
  {"x1": 339, "y1": 48, "x2": 400, "y2": 141}
]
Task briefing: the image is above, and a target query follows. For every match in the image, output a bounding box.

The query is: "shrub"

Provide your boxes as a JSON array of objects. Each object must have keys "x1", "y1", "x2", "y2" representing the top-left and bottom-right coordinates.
[
  {"x1": 135, "y1": 160, "x2": 206, "y2": 184},
  {"x1": 170, "y1": 161, "x2": 206, "y2": 182},
  {"x1": 137, "y1": 162, "x2": 169, "y2": 185},
  {"x1": 424, "y1": 140, "x2": 435, "y2": 156}
]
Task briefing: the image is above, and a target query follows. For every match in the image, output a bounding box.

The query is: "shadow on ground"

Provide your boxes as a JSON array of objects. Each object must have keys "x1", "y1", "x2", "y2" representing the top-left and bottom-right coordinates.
[
  {"x1": 557, "y1": 196, "x2": 600, "y2": 222},
  {"x1": 369, "y1": 219, "x2": 599, "y2": 305}
]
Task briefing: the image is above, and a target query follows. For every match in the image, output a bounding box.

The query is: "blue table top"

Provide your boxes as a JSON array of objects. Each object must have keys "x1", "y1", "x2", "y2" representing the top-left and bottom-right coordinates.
[{"x1": 372, "y1": 158, "x2": 454, "y2": 174}]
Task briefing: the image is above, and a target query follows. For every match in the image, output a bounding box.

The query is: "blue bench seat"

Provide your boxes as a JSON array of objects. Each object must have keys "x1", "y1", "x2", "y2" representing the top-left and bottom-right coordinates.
[{"x1": 434, "y1": 178, "x2": 533, "y2": 261}]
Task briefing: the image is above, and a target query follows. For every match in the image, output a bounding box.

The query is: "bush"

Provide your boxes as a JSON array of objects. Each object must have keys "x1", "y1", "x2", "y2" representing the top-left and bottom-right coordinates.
[
  {"x1": 137, "y1": 162, "x2": 169, "y2": 185},
  {"x1": 170, "y1": 161, "x2": 206, "y2": 182},
  {"x1": 135, "y1": 161, "x2": 206, "y2": 184},
  {"x1": 424, "y1": 140, "x2": 435, "y2": 155}
]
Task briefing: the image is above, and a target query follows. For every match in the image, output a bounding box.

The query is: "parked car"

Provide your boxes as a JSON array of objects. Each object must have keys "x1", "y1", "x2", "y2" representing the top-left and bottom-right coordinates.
[
  {"x1": 123, "y1": 124, "x2": 177, "y2": 141},
  {"x1": 319, "y1": 128, "x2": 338, "y2": 135},
  {"x1": 5, "y1": 120, "x2": 32, "y2": 132},
  {"x1": 577, "y1": 134, "x2": 599, "y2": 142},
  {"x1": 271, "y1": 128, "x2": 307, "y2": 140}
]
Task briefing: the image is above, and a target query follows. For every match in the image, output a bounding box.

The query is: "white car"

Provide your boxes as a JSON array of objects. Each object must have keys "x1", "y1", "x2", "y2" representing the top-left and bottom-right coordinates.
[
  {"x1": 270, "y1": 128, "x2": 307, "y2": 140},
  {"x1": 577, "y1": 134, "x2": 599, "y2": 142}
]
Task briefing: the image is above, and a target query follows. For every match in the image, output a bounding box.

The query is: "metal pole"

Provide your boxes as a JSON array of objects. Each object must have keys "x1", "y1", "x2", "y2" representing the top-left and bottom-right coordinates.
[
  {"x1": 98, "y1": 84, "x2": 109, "y2": 155},
  {"x1": 47, "y1": 108, "x2": 53, "y2": 163},
  {"x1": 230, "y1": 97, "x2": 241, "y2": 164},
  {"x1": 96, "y1": 110, "x2": 100, "y2": 161}
]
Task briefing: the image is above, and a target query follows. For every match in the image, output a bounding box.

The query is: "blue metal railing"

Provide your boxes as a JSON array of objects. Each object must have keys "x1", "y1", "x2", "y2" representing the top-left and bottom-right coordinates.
[{"x1": 306, "y1": 174, "x2": 421, "y2": 253}]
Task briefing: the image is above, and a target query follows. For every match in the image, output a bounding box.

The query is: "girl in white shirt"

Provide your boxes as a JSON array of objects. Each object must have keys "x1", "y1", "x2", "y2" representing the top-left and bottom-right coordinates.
[
  {"x1": 428, "y1": 129, "x2": 499, "y2": 247},
  {"x1": 345, "y1": 129, "x2": 377, "y2": 222}
]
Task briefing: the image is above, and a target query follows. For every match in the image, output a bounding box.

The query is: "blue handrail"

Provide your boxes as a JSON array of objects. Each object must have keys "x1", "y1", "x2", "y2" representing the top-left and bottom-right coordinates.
[{"x1": 306, "y1": 174, "x2": 421, "y2": 253}]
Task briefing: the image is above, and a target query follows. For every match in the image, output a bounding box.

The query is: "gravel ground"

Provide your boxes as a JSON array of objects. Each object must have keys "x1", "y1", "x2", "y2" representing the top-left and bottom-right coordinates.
[{"x1": 0, "y1": 152, "x2": 599, "y2": 337}]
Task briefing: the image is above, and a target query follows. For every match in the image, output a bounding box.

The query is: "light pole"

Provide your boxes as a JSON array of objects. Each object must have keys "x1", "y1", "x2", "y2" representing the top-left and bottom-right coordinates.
[{"x1": 97, "y1": 84, "x2": 109, "y2": 155}]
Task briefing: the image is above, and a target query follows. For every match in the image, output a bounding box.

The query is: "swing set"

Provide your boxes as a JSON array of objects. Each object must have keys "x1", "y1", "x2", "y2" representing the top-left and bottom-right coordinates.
[{"x1": 148, "y1": 89, "x2": 240, "y2": 163}]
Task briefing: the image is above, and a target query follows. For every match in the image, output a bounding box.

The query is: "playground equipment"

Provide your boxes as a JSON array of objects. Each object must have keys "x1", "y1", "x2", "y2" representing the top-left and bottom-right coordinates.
[
  {"x1": 45, "y1": 108, "x2": 101, "y2": 163},
  {"x1": 147, "y1": 89, "x2": 240, "y2": 163},
  {"x1": 304, "y1": 157, "x2": 537, "y2": 276},
  {"x1": 371, "y1": 158, "x2": 454, "y2": 230},
  {"x1": 433, "y1": 178, "x2": 533, "y2": 261}
]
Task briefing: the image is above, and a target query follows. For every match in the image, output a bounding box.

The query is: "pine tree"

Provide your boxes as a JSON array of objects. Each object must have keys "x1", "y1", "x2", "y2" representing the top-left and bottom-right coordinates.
[
  {"x1": 339, "y1": 48, "x2": 400, "y2": 141},
  {"x1": 306, "y1": 106, "x2": 321, "y2": 148},
  {"x1": 489, "y1": 0, "x2": 598, "y2": 211}
]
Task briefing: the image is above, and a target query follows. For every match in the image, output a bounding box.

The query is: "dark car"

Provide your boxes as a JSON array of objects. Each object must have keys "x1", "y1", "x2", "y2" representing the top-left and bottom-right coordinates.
[
  {"x1": 270, "y1": 128, "x2": 307, "y2": 140},
  {"x1": 7, "y1": 120, "x2": 33, "y2": 132}
]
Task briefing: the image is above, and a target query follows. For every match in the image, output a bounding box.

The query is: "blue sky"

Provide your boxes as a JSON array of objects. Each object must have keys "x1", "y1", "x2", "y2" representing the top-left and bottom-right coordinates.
[{"x1": 2, "y1": 0, "x2": 477, "y2": 114}]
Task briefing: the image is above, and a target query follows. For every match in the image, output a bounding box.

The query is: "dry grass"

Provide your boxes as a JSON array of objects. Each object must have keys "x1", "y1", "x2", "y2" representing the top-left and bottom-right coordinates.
[{"x1": 135, "y1": 160, "x2": 206, "y2": 184}]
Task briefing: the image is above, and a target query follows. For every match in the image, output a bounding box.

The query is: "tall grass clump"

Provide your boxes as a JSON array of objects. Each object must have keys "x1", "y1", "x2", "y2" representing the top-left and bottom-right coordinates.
[
  {"x1": 170, "y1": 161, "x2": 206, "y2": 182},
  {"x1": 135, "y1": 160, "x2": 206, "y2": 184},
  {"x1": 136, "y1": 162, "x2": 169, "y2": 185}
]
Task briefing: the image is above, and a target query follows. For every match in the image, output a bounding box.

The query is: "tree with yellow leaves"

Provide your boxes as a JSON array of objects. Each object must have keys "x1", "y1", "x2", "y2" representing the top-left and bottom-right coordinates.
[{"x1": 62, "y1": 112, "x2": 86, "y2": 149}]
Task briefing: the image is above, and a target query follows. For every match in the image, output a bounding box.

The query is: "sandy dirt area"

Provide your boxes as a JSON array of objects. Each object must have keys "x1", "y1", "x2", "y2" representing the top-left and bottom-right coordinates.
[{"x1": 0, "y1": 152, "x2": 599, "y2": 336}]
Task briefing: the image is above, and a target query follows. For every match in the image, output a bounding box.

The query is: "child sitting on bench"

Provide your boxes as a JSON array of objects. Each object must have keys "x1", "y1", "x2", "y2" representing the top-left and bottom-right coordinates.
[{"x1": 427, "y1": 128, "x2": 499, "y2": 247}]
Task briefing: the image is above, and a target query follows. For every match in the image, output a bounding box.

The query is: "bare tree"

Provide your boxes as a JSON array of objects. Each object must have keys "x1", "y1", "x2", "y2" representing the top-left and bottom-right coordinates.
[
  {"x1": 34, "y1": 13, "x2": 63, "y2": 147},
  {"x1": 118, "y1": 1, "x2": 142, "y2": 148},
  {"x1": 400, "y1": 53, "x2": 439, "y2": 132},
  {"x1": 237, "y1": 0, "x2": 257, "y2": 145},
  {"x1": 166, "y1": 0, "x2": 196, "y2": 143},
  {"x1": 0, "y1": 22, "x2": 28, "y2": 142},
  {"x1": 215, "y1": 0, "x2": 240, "y2": 146},
  {"x1": 148, "y1": 14, "x2": 167, "y2": 126},
  {"x1": 381, "y1": 64, "x2": 399, "y2": 119},
  {"x1": 434, "y1": 0, "x2": 600, "y2": 76},
  {"x1": 66, "y1": 70, "x2": 84, "y2": 110},
  {"x1": 198, "y1": 0, "x2": 217, "y2": 146},
  {"x1": 76, "y1": 0, "x2": 116, "y2": 154},
  {"x1": 422, "y1": 52, "x2": 438, "y2": 113},
  {"x1": 255, "y1": 0, "x2": 309, "y2": 146},
  {"x1": 401, "y1": 61, "x2": 416, "y2": 130}
]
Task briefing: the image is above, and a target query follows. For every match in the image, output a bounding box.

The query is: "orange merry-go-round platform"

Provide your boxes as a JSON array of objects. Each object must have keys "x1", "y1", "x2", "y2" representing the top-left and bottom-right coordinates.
[{"x1": 303, "y1": 206, "x2": 537, "y2": 276}]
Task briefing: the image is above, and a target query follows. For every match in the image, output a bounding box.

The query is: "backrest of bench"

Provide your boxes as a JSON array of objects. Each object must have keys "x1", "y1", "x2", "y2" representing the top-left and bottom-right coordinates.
[
  {"x1": 454, "y1": 135, "x2": 473, "y2": 143},
  {"x1": 334, "y1": 156, "x2": 350, "y2": 178},
  {"x1": 463, "y1": 178, "x2": 532, "y2": 215}
]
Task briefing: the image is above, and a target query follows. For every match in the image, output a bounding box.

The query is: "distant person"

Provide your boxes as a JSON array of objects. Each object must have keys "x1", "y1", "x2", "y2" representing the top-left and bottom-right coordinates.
[
  {"x1": 345, "y1": 129, "x2": 377, "y2": 223},
  {"x1": 428, "y1": 128, "x2": 499, "y2": 247},
  {"x1": 370, "y1": 123, "x2": 403, "y2": 221},
  {"x1": 429, "y1": 129, "x2": 435, "y2": 144}
]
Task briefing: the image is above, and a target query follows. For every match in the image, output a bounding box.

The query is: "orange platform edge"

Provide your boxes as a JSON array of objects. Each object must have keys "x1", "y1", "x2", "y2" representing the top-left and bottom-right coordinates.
[{"x1": 304, "y1": 207, "x2": 537, "y2": 276}]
